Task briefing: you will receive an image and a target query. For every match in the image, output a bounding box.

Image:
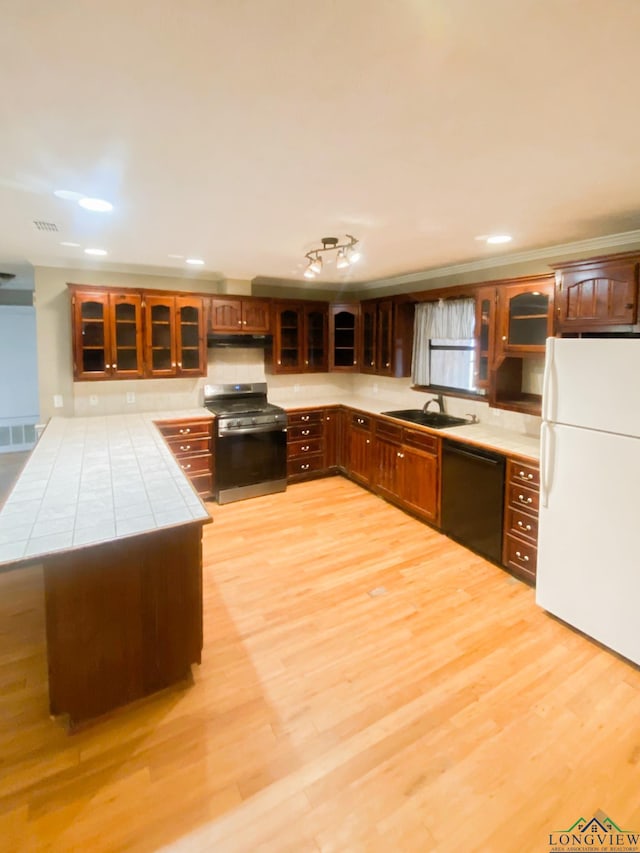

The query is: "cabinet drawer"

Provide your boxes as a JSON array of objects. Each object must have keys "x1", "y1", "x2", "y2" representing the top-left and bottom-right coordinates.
[
  {"x1": 156, "y1": 419, "x2": 212, "y2": 440},
  {"x1": 287, "y1": 455, "x2": 324, "y2": 477},
  {"x1": 376, "y1": 420, "x2": 403, "y2": 442},
  {"x1": 175, "y1": 454, "x2": 212, "y2": 476},
  {"x1": 287, "y1": 438, "x2": 323, "y2": 459},
  {"x1": 509, "y1": 460, "x2": 539, "y2": 489},
  {"x1": 288, "y1": 409, "x2": 324, "y2": 426},
  {"x1": 403, "y1": 428, "x2": 438, "y2": 455},
  {"x1": 287, "y1": 423, "x2": 323, "y2": 441},
  {"x1": 507, "y1": 482, "x2": 539, "y2": 514},
  {"x1": 164, "y1": 435, "x2": 211, "y2": 456},
  {"x1": 504, "y1": 534, "x2": 537, "y2": 581},
  {"x1": 505, "y1": 506, "x2": 538, "y2": 544},
  {"x1": 350, "y1": 413, "x2": 371, "y2": 430},
  {"x1": 188, "y1": 472, "x2": 213, "y2": 497}
]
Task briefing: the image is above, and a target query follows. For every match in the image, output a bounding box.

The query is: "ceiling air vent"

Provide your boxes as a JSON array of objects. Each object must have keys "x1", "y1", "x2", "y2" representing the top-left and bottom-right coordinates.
[{"x1": 33, "y1": 220, "x2": 59, "y2": 232}]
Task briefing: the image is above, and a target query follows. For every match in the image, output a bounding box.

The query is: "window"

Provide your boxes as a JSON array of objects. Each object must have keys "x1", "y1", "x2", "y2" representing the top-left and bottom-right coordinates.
[
  {"x1": 429, "y1": 337, "x2": 476, "y2": 393},
  {"x1": 412, "y1": 298, "x2": 482, "y2": 395}
]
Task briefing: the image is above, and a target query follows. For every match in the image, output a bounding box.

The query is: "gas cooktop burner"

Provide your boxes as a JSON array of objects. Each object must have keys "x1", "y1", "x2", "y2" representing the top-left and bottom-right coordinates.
[{"x1": 203, "y1": 382, "x2": 287, "y2": 435}]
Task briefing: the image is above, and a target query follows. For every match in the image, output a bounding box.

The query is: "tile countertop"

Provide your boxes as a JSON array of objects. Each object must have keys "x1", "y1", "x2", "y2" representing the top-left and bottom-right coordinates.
[
  {"x1": 274, "y1": 394, "x2": 541, "y2": 462},
  {"x1": 0, "y1": 410, "x2": 213, "y2": 571}
]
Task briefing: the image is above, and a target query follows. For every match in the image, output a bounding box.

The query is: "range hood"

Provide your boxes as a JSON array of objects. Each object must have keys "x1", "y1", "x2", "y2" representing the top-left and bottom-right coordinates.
[{"x1": 207, "y1": 332, "x2": 272, "y2": 348}]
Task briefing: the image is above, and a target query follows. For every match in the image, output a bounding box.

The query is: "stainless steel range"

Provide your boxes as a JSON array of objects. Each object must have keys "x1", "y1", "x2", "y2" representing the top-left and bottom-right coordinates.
[{"x1": 204, "y1": 383, "x2": 288, "y2": 504}]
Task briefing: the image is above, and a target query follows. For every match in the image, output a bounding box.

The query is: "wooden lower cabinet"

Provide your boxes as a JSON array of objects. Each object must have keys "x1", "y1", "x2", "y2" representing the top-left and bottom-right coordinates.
[
  {"x1": 156, "y1": 418, "x2": 214, "y2": 498},
  {"x1": 502, "y1": 457, "x2": 540, "y2": 583},
  {"x1": 347, "y1": 413, "x2": 373, "y2": 486},
  {"x1": 373, "y1": 419, "x2": 440, "y2": 525},
  {"x1": 287, "y1": 408, "x2": 326, "y2": 480},
  {"x1": 43, "y1": 523, "x2": 205, "y2": 726}
]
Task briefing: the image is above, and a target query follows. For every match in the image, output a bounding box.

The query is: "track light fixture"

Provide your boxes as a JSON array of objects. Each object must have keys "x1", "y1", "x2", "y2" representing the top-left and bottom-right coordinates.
[{"x1": 303, "y1": 235, "x2": 360, "y2": 279}]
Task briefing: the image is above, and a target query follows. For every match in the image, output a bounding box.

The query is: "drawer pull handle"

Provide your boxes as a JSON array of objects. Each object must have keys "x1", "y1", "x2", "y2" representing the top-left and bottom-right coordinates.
[
  {"x1": 301, "y1": 463, "x2": 310, "y2": 470},
  {"x1": 518, "y1": 494, "x2": 533, "y2": 505},
  {"x1": 301, "y1": 445, "x2": 310, "y2": 451},
  {"x1": 301, "y1": 415, "x2": 309, "y2": 421},
  {"x1": 515, "y1": 551, "x2": 529, "y2": 562},
  {"x1": 519, "y1": 471, "x2": 534, "y2": 480},
  {"x1": 180, "y1": 444, "x2": 191, "y2": 451},
  {"x1": 179, "y1": 428, "x2": 191, "y2": 435},
  {"x1": 517, "y1": 520, "x2": 532, "y2": 532},
  {"x1": 301, "y1": 429, "x2": 310, "y2": 436},
  {"x1": 181, "y1": 463, "x2": 192, "y2": 471}
]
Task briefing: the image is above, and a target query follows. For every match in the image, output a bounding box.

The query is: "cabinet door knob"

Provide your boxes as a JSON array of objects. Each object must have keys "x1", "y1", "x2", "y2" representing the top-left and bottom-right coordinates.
[
  {"x1": 365, "y1": 439, "x2": 370, "y2": 445},
  {"x1": 105, "y1": 363, "x2": 111, "y2": 369},
  {"x1": 502, "y1": 335, "x2": 507, "y2": 341},
  {"x1": 237, "y1": 320, "x2": 242, "y2": 325}
]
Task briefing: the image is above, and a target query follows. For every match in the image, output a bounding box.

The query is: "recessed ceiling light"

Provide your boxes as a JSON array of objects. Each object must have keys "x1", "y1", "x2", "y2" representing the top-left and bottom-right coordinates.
[
  {"x1": 84, "y1": 248, "x2": 107, "y2": 256},
  {"x1": 185, "y1": 258, "x2": 205, "y2": 266},
  {"x1": 486, "y1": 234, "x2": 512, "y2": 244},
  {"x1": 54, "y1": 189, "x2": 83, "y2": 201},
  {"x1": 78, "y1": 197, "x2": 113, "y2": 213},
  {"x1": 60, "y1": 241, "x2": 81, "y2": 247}
]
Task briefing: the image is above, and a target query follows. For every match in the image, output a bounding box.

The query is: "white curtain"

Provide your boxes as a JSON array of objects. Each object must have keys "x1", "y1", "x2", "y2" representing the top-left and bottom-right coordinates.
[{"x1": 411, "y1": 298, "x2": 475, "y2": 386}]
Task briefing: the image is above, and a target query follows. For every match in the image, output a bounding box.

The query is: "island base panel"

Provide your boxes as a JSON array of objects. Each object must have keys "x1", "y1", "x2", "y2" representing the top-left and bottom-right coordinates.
[{"x1": 43, "y1": 525, "x2": 203, "y2": 726}]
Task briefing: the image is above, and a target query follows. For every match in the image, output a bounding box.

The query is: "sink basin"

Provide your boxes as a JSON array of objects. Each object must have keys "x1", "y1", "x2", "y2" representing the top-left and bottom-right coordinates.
[{"x1": 381, "y1": 409, "x2": 471, "y2": 429}]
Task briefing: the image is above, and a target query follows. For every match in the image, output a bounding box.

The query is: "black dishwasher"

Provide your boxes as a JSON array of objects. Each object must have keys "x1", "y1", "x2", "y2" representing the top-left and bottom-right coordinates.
[{"x1": 441, "y1": 439, "x2": 505, "y2": 563}]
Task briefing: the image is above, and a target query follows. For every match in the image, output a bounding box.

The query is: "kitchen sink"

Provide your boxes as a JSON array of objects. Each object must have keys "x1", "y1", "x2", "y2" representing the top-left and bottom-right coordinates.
[{"x1": 381, "y1": 409, "x2": 472, "y2": 429}]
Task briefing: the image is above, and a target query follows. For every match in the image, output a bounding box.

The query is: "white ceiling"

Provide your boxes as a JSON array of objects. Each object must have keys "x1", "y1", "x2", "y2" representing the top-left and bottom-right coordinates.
[{"x1": 1, "y1": 0, "x2": 640, "y2": 289}]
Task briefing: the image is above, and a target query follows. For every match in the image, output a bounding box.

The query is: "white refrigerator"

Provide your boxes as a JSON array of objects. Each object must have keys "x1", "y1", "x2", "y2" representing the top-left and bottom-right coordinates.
[{"x1": 536, "y1": 336, "x2": 640, "y2": 665}]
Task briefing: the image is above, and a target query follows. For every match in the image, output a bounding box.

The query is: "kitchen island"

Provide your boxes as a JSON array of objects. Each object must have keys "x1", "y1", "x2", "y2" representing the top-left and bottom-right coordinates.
[{"x1": 0, "y1": 412, "x2": 213, "y2": 726}]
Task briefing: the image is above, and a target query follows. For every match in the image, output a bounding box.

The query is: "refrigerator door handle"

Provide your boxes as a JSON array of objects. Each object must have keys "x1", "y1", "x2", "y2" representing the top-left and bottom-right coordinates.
[
  {"x1": 542, "y1": 337, "x2": 555, "y2": 423},
  {"x1": 540, "y1": 421, "x2": 552, "y2": 508}
]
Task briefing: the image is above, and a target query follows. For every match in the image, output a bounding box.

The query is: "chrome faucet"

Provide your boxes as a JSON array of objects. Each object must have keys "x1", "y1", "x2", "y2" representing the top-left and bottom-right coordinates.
[{"x1": 423, "y1": 394, "x2": 445, "y2": 413}]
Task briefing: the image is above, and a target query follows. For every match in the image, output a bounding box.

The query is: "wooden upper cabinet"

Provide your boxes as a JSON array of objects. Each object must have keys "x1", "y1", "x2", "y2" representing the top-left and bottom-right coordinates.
[
  {"x1": 495, "y1": 275, "x2": 554, "y2": 357},
  {"x1": 474, "y1": 286, "x2": 496, "y2": 390},
  {"x1": 209, "y1": 297, "x2": 270, "y2": 333},
  {"x1": 553, "y1": 253, "x2": 639, "y2": 332},
  {"x1": 144, "y1": 294, "x2": 206, "y2": 378},
  {"x1": 267, "y1": 301, "x2": 328, "y2": 374},
  {"x1": 70, "y1": 286, "x2": 144, "y2": 381},
  {"x1": 69, "y1": 285, "x2": 206, "y2": 381},
  {"x1": 329, "y1": 303, "x2": 360, "y2": 372},
  {"x1": 359, "y1": 299, "x2": 414, "y2": 377},
  {"x1": 175, "y1": 296, "x2": 207, "y2": 376}
]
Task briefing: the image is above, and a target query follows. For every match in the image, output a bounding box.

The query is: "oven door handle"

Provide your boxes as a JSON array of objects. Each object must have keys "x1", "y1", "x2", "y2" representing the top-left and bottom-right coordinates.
[{"x1": 218, "y1": 424, "x2": 287, "y2": 437}]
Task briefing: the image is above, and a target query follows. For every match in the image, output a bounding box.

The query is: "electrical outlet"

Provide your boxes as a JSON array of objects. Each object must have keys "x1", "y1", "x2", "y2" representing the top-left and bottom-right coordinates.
[
  {"x1": 293, "y1": 384, "x2": 300, "y2": 393},
  {"x1": 126, "y1": 392, "x2": 136, "y2": 404},
  {"x1": 89, "y1": 395, "x2": 98, "y2": 407},
  {"x1": 53, "y1": 394, "x2": 63, "y2": 408}
]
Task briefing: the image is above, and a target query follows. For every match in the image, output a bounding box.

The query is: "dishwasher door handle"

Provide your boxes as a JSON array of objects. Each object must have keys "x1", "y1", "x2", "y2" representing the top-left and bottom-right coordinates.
[{"x1": 445, "y1": 446, "x2": 502, "y2": 465}]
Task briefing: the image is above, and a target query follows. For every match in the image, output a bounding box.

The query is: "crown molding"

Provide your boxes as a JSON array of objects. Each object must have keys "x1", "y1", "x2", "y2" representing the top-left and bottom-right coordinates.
[{"x1": 354, "y1": 229, "x2": 640, "y2": 292}]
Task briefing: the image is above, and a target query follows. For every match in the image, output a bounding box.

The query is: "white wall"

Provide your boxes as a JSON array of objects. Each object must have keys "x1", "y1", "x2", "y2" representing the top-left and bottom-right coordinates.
[{"x1": 0, "y1": 305, "x2": 39, "y2": 451}]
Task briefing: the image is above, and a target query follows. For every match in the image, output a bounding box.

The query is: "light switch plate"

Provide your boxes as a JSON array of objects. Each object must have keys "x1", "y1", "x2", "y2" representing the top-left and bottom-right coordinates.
[
  {"x1": 89, "y1": 395, "x2": 98, "y2": 406},
  {"x1": 53, "y1": 395, "x2": 63, "y2": 408},
  {"x1": 126, "y1": 392, "x2": 136, "y2": 404}
]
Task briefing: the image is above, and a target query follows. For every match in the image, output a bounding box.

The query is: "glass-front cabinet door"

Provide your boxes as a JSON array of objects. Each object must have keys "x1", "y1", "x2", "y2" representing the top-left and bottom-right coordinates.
[
  {"x1": 110, "y1": 293, "x2": 144, "y2": 378},
  {"x1": 360, "y1": 303, "x2": 377, "y2": 373},
  {"x1": 497, "y1": 278, "x2": 554, "y2": 356},
  {"x1": 330, "y1": 304, "x2": 359, "y2": 371},
  {"x1": 377, "y1": 301, "x2": 393, "y2": 376},
  {"x1": 273, "y1": 304, "x2": 303, "y2": 372},
  {"x1": 145, "y1": 295, "x2": 177, "y2": 377},
  {"x1": 474, "y1": 286, "x2": 495, "y2": 390},
  {"x1": 303, "y1": 306, "x2": 327, "y2": 372},
  {"x1": 73, "y1": 292, "x2": 111, "y2": 379},
  {"x1": 176, "y1": 296, "x2": 206, "y2": 375}
]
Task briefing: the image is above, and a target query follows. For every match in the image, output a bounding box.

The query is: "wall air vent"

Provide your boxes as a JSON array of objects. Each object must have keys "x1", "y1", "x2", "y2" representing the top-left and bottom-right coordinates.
[{"x1": 33, "y1": 220, "x2": 59, "y2": 232}]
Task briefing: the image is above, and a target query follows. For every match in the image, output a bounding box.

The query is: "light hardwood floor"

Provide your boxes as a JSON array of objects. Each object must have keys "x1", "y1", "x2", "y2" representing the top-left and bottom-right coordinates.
[{"x1": 1, "y1": 476, "x2": 639, "y2": 852}]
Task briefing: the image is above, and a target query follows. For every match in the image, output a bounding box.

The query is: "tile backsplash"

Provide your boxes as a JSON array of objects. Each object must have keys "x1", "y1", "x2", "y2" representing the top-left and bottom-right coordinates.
[{"x1": 72, "y1": 348, "x2": 540, "y2": 437}]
